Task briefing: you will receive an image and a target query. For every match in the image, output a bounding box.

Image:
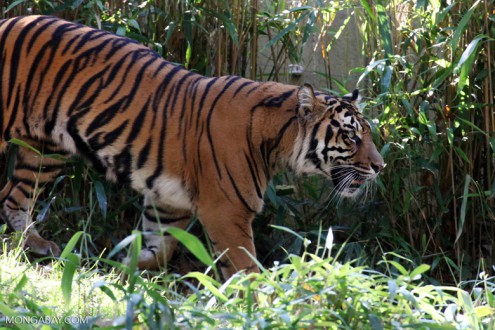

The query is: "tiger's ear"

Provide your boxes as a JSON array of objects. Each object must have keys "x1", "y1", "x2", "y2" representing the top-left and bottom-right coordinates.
[
  {"x1": 343, "y1": 89, "x2": 362, "y2": 112},
  {"x1": 297, "y1": 83, "x2": 321, "y2": 123}
]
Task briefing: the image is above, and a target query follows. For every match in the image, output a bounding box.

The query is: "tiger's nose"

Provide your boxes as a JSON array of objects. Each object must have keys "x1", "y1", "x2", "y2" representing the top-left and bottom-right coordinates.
[{"x1": 371, "y1": 162, "x2": 385, "y2": 173}]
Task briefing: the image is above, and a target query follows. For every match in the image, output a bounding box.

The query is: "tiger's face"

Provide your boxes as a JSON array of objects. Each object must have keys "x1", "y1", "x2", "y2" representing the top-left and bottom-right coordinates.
[{"x1": 295, "y1": 84, "x2": 384, "y2": 197}]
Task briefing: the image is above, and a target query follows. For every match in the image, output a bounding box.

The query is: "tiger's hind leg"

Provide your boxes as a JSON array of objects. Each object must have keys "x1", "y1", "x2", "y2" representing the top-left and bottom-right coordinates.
[
  {"x1": 0, "y1": 140, "x2": 66, "y2": 256},
  {"x1": 125, "y1": 196, "x2": 191, "y2": 270}
]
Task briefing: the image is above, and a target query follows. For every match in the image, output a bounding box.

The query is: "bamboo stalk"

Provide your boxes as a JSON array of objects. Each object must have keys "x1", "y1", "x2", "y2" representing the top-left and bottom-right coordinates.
[
  {"x1": 484, "y1": 0, "x2": 494, "y2": 205},
  {"x1": 250, "y1": 0, "x2": 258, "y2": 80}
]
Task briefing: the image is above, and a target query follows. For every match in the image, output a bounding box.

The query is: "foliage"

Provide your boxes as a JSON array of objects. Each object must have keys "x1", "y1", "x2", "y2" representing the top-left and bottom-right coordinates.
[
  {"x1": 1, "y1": 234, "x2": 495, "y2": 329},
  {"x1": 354, "y1": 0, "x2": 495, "y2": 283},
  {"x1": 0, "y1": 0, "x2": 494, "y2": 306}
]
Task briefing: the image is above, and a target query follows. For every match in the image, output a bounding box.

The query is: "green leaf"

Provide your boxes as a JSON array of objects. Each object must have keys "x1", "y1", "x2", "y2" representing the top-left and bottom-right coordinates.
[
  {"x1": 455, "y1": 117, "x2": 488, "y2": 136},
  {"x1": 90, "y1": 281, "x2": 117, "y2": 301},
  {"x1": 183, "y1": 11, "x2": 193, "y2": 45},
  {"x1": 60, "y1": 231, "x2": 84, "y2": 260},
  {"x1": 376, "y1": 2, "x2": 393, "y2": 57},
  {"x1": 387, "y1": 260, "x2": 408, "y2": 276},
  {"x1": 368, "y1": 314, "x2": 384, "y2": 330},
  {"x1": 185, "y1": 41, "x2": 192, "y2": 69},
  {"x1": 262, "y1": 11, "x2": 310, "y2": 50},
  {"x1": 388, "y1": 280, "x2": 397, "y2": 299},
  {"x1": 108, "y1": 232, "x2": 139, "y2": 260},
  {"x1": 380, "y1": 65, "x2": 392, "y2": 93},
  {"x1": 456, "y1": 35, "x2": 486, "y2": 91},
  {"x1": 14, "y1": 274, "x2": 28, "y2": 292},
  {"x1": 359, "y1": 0, "x2": 376, "y2": 23},
  {"x1": 184, "y1": 272, "x2": 228, "y2": 302},
  {"x1": 456, "y1": 35, "x2": 487, "y2": 71},
  {"x1": 127, "y1": 231, "x2": 142, "y2": 293},
  {"x1": 166, "y1": 227, "x2": 214, "y2": 266},
  {"x1": 410, "y1": 264, "x2": 431, "y2": 280},
  {"x1": 270, "y1": 224, "x2": 305, "y2": 241},
  {"x1": 418, "y1": 112, "x2": 428, "y2": 125},
  {"x1": 94, "y1": 180, "x2": 108, "y2": 219},
  {"x1": 61, "y1": 253, "x2": 81, "y2": 305},
  {"x1": 8, "y1": 138, "x2": 41, "y2": 156},
  {"x1": 450, "y1": 0, "x2": 481, "y2": 54},
  {"x1": 164, "y1": 21, "x2": 177, "y2": 44},
  {"x1": 5, "y1": 0, "x2": 26, "y2": 13},
  {"x1": 456, "y1": 174, "x2": 471, "y2": 243},
  {"x1": 454, "y1": 146, "x2": 471, "y2": 164}
]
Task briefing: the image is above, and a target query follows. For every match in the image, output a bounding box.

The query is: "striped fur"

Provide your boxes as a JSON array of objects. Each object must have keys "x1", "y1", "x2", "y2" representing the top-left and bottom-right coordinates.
[{"x1": 0, "y1": 16, "x2": 383, "y2": 279}]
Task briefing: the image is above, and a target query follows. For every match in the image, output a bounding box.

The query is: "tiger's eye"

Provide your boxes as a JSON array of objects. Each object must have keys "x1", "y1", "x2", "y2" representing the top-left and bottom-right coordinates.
[{"x1": 348, "y1": 131, "x2": 356, "y2": 138}]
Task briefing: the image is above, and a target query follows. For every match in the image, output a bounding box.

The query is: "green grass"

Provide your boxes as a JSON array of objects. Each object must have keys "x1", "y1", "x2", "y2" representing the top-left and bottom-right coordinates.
[{"x1": 1, "y1": 231, "x2": 494, "y2": 329}]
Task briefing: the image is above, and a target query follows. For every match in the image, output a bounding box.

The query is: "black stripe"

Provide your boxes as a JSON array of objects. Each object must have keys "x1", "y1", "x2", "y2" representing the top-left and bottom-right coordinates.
[
  {"x1": 126, "y1": 98, "x2": 150, "y2": 144},
  {"x1": 206, "y1": 76, "x2": 242, "y2": 178},
  {"x1": 14, "y1": 184, "x2": 31, "y2": 199},
  {"x1": 67, "y1": 64, "x2": 111, "y2": 116},
  {"x1": 44, "y1": 58, "x2": 74, "y2": 135},
  {"x1": 4, "y1": 86, "x2": 21, "y2": 141},
  {"x1": 102, "y1": 120, "x2": 129, "y2": 146},
  {"x1": 324, "y1": 125, "x2": 333, "y2": 146},
  {"x1": 15, "y1": 163, "x2": 65, "y2": 173},
  {"x1": 246, "y1": 85, "x2": 258, "y2": 95},
  {"x1": 113, "y1": 146, "x2": 132, "y2": 183},
  {"x1": 262, "y1": 89, "x2": 295, "y2": 108},
  {"x1": 226, "y1": 169, "x2": 256, "y2": 213},
  {"x1": 11, "y1": 176, "x2": 36, "y2": 187},
  {"x1": 86, "y1": 99, "x2": 125, "y2": 135},
  {"x1": 61, "y1": 28, "x2": 85, "y2": 55},
  {"x1": 5, "y1": 196, "x2": 25, "y2": 211},
  {"x1": 0, "y1": 17, "x2": 24, "y2": 139},
  {"x1": 26, "y1": 20, "x2": 76, "y2": 128},
  {"x1": 244, "y1": 151, "x2": 263, "y2": 199},
  {"x1": 6, "y1": 16, "x2": 49, "y2": 109},
  {"x1": 145, "y1": 65, "x2": 184, "y2": 188},
  {"x1": 67, "y1": 116, "x2": 106, "y2": 173},
  {"x1": 233, "y1": 80, "x2": 255, "y2": 97},
  {"x1": 169, "y1": 71, "x2": 197, "y2": 116},
  {"x1": 194, "y1": 77, "x2": 218, "y2": 130},
  {"x1": 235, "y1": 223, "x2": 253, "y2": 240},
  {"x1": 137, "y1": 139, "x2": 151, "y2": 169}
]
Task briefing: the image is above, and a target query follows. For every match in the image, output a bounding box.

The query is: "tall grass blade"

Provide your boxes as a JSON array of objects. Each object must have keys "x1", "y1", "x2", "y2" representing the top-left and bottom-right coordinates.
[
  {"x1": 60, "y1": 231, "x2": 84, "y2": 260},
  {"x1": 61, "y1": 252, "x2": 81, "y2": 305}
]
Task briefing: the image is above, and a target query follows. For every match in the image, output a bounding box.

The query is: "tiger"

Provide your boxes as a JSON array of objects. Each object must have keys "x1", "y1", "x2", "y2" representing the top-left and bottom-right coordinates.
[{"x1": 0, "y1": 15, "x2": 384, "y2": 280}]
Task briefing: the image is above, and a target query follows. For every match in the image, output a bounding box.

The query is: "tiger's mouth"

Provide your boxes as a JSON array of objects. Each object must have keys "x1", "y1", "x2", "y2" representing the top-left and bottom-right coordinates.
[{"x1": 330, "y1": 167, "x2": 368, "y2": 197}]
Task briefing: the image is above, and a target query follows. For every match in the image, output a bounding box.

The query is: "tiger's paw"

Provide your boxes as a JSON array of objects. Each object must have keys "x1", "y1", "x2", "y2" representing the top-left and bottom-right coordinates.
[
  {"x1": 120, "y1": 248, "x2": 163, "y2": 270},
  {"x1": 25, "y1": 232, "x2": 61, "y2": 257}
]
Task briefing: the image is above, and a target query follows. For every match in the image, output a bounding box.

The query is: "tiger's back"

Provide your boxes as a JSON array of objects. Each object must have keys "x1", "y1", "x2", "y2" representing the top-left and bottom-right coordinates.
[{"x1": 0, "y1": 16, "x2": 384, "y2": 280}]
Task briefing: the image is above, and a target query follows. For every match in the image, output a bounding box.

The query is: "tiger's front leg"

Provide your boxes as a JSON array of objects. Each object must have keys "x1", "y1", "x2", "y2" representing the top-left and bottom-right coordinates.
[
  {"x1": 198, "y1": 206, "x2": 259, "y2": 280},
  {"x1": 128, "y1": 197, "x2": 191, "y2": 270},
  {"x1": 0, "y1": 142, "x2": 65, "y2": 257}
]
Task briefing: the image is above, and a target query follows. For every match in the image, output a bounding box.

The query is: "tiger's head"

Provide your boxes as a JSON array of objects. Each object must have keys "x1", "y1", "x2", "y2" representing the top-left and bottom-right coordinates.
[{"x1": 293, "y1": 84, "x2": 384, "y2": 197}]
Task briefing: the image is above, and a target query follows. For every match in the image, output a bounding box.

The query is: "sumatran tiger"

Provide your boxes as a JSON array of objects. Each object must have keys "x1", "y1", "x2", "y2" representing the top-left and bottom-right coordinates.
[{"x1": 0, "y1": 15, "x2": 384, "y2": 279}]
